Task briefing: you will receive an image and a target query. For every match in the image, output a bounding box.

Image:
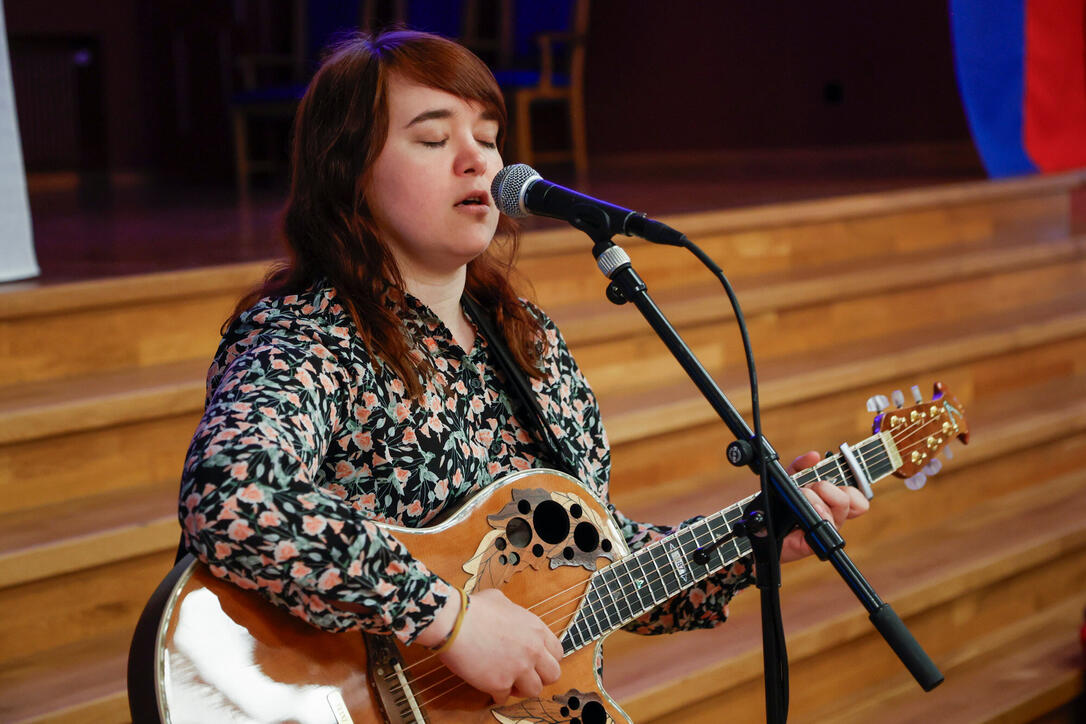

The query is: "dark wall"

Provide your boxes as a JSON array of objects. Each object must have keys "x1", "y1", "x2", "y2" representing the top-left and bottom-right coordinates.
[
  {"x1": 583, "y1": 1, "x2": 971, "y2": 154},
  {"x1": 5, "y1": 0, "x2": 971, "y2": 179}
]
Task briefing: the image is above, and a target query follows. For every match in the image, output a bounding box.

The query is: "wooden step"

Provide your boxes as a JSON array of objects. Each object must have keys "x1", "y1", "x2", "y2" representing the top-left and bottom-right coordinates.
[
  {"x1": 602, "y1": 289, "x2": 1086, "y2": 445},
  {"x1": 2, "y1": 172, "x2": 1081, "y2": 387},
  {"x1": 801, "y1": 597, "x2": 1085, "y2": 723},
  {"x1": 0, "y1": 628, "x2": 130, "y2": 723},
  {"x1": 579, "y1": 258, "x2": 1086, "y2": 399},
  {"x1": 604, "y1": 468, "x2": 1086, "y2": 722},
  {"x1": 551, "y1": 234, "x2": 1086, "y2": 347},
  {"x1": 0, "y1": 482, "x2": 178, "y2": 589}
]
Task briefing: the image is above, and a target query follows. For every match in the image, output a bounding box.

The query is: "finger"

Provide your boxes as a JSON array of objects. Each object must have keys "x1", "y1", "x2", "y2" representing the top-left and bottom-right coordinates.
[
  {"x1": 801, "y1": 488, "x2": 835, "y2": 526},
  {"x1": 543, "y1": 628, "x2": 564, "y2": 662},
  {"x1": 812, "y1": 481, "x2": 852, "y2": 527},
  {"x1": 786, "y1": 450, "x2": 821, "y2": 475},
  {"x1": 513, "y1": 670, "x2": 544, "y2": 698},
  {"x1": 844, "y1": 486, "x2": 871, "y2": 518},
  {"x1": 536, "y1": 649, "x2": 561, "y2": 685},
  {"x1": 490, "y1": 688, "x2": 511, "y2": 706}
]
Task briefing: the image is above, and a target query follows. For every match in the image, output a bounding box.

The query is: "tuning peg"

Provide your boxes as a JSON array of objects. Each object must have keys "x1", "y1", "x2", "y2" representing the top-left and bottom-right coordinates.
[
  {"x1": 825, "y1": 451, "x2": 834, "y2": 459},
  {"x1": 905, "y1": 472, "x2": 927, "y2": 490},
  {"x1": 866, "y1": 394, "x2": 890, "y2": 413},
  {"x1": 922, "y1": 458, "x2": 943, "y2": 476},
  {"x1": 892, "y1": 389, "x2": 905, "y2": 408},
  {"x1": 911, "y1": 385, "x2": 923, "y2": 404},
  {"x1": 943, "y1": 447, "x2": 954, "y2": 460}
]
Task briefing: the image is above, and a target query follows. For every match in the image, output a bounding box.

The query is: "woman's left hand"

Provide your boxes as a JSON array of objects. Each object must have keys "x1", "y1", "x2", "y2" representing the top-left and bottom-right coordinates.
[{"x1": 779, "y1": 451, "x2": 871, "y2": 563}]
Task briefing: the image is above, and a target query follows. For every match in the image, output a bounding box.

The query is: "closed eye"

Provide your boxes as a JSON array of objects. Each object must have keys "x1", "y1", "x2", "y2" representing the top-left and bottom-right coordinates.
[
  {"x1": 421, "y1": 139, "x2": 447, "y2": 148},
  {"x1": 477, "y1": 139, "x2": 497, "y2": 149}
]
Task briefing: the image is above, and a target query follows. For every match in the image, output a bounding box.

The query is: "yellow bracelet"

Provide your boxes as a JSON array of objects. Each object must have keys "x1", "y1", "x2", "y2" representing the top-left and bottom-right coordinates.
[{"x1": 432, "y1": 587, "x2": 469, "y2": 654}]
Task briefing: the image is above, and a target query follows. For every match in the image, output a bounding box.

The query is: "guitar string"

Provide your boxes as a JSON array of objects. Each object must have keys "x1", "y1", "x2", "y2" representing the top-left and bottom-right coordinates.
[{"x1": 384, "y1": 413, "x2": 954, "y2": 709}]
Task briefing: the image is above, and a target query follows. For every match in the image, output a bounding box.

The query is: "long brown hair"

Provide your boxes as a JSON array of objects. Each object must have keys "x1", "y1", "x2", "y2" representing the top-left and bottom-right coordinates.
[{"x1": 231, "y1": 30, "x2": 545, "y2": 396}]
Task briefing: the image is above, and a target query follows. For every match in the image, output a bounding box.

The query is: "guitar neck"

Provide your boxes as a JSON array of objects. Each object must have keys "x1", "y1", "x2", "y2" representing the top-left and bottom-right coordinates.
[{"x1": 561, "y1": 431, "x2": 901, "y2": 654}]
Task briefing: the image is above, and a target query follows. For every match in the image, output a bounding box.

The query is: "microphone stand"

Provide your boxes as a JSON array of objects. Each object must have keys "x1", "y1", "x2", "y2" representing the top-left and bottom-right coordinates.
[{"x1": 568, "y1": 207, "x2": 943, "y2": 722}]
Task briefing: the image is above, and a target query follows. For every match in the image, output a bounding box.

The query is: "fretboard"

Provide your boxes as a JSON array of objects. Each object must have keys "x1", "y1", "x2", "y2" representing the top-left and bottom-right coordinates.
[{"x1": 561, "y1": 431, "x2": 899, "y2": 654}]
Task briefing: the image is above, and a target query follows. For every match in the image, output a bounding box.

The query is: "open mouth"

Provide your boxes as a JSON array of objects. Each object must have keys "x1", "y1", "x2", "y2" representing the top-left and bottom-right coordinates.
[{"x1": 455, "y1": 192, "x2": 489, "y2": 207}]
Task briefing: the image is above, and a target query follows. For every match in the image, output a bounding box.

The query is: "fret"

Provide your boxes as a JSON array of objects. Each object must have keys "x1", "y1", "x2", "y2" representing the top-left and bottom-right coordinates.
[
  {"x1": 642, "y1": 544, "x2": 674, "y2": 602},
  {"x1": 598, "y1": 565, "x2": 634, "y2": 623},
  {"x1": 583, "y1": 587, "x2": 607, "y2": 638},
  {"x1": 593, "y1": 578, "x2": 620, "y2": 630}
]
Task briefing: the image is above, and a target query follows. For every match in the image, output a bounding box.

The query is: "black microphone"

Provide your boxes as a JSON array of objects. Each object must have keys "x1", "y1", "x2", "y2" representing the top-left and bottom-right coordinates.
[{"x1": 490, "y1": 164, "x2": 687, "y2": 247}]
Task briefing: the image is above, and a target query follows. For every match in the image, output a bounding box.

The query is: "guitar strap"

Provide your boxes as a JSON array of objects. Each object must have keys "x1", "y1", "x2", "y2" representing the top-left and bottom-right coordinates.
[{"x1": 462, "y1": 294, "x2": 577, "y2": 479}]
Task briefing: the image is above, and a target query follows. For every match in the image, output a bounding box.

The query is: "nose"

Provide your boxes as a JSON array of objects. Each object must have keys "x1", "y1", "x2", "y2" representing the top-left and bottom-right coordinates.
[{"x1": 454, "y1": 137, "x2": 488, "y2": 177}]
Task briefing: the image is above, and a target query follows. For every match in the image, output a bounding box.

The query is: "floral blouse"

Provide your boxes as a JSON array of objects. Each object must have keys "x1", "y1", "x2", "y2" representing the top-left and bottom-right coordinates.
[{"x1": 179, "y1": 282, "x2": 753, "y2": 646}]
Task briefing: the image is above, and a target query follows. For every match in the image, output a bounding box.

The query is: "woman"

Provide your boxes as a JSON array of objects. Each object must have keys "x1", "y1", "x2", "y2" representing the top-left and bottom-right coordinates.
[{"x1": 179, "y1": 29, "x2": 868, "y2": 706}]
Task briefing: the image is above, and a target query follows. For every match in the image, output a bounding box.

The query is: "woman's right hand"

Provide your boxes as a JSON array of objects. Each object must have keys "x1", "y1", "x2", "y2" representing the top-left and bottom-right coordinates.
[{"x1": 422, "y1": 587, "x2": 563, "y2": 704}]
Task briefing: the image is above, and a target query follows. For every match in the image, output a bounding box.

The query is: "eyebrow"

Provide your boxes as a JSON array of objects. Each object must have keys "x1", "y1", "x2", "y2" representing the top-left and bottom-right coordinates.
[{"x1": 404, "y1": 107, "x2": 500, "y2": 129}]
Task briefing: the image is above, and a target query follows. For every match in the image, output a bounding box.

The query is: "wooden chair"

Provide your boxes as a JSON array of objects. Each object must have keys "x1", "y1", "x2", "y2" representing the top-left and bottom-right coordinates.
[
  {"x1": 230, "y1": 1, "x2": 366, "y2": 201},
  {"x1": 495, "y1": 0, "x2": 590, "y2": 185}
]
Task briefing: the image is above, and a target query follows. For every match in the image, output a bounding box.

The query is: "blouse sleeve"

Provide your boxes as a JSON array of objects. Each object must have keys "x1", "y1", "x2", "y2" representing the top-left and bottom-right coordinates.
[
  {"x1": 179, "y1": 319, "x2": 453, "y2": 645},
  {"x1": 529, "y1": 304, "x2": 755, "y2": 634}
]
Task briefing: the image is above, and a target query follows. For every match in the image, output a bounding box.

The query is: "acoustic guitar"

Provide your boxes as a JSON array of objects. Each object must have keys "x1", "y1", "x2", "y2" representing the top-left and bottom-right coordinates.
[{"x1": 128, "y1": 383, "x2": 968, "y2": 723}]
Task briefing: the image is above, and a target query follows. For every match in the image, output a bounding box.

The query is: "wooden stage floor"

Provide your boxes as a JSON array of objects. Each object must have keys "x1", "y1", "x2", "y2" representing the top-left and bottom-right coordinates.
[{"x1": 17, "y1": 144, "x2": 986, "y2": 283}]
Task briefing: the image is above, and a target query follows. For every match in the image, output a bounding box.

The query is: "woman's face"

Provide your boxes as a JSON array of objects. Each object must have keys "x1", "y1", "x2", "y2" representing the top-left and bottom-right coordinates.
[{"x1": 367, "y1": 74, "x2": 503, "y2": 283}]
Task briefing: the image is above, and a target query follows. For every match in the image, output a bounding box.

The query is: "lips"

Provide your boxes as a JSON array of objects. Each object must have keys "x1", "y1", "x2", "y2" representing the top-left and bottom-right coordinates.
[{"x1": 454, "y1": 191, "x2": 489, "y2": 207}]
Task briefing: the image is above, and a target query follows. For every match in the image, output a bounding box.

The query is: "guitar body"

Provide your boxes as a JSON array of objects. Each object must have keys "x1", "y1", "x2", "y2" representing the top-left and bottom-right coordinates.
[{"x1": 130, "y1": 469, "x2": 634, "y2": 724}]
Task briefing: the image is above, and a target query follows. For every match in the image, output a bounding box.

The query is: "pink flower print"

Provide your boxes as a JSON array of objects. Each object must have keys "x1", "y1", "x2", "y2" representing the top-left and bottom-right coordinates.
[
  {"x1": 290, "y1": 561, "x2": 312, "y2": 580},
  {"x1": 375, "y1": 580, "x2": 396, "y2": 597},
  {"x1": 335, "y1": 461, "x2": 355, "y2": 480},
  {"x1": 434, "y1": 478, "x2": 449, "y2": 500},
  {"x1": 256, "y1": 576, "x2": 284, "y2": 593},
  {"x1": 258, "y1": 511, "x2": 282, "y2": 527},
  {"x1": 353, "y1": 431, "x2": 373, "y2": 450},
  {"x1": 328, "y1": 519, "x2": 345, "y2": 534},
  {"x1": 516, "y1": 429, "x2": 532, "y2": 444},
  {"x1": 452, "y1": 470, "x2": 463, "y2": 487},
  {"x1": 312, "y1": 344, "x2": 329, "y2": 358},
  {"x1": 229, "y1": 462, "x2": 249, "y2": 480},
  {"x1": 274, "y1": 540, "x2": 299, "y2": 562},
  {"x1": 403, "y1": 427, "x2": 417, "y2": 444},
  {"x1": 240, "y1": 384, "x2": 256, "y2": 394},
  {"x1": 362, "y1": 391, "x2": 378, "y2": 408},
  {"x1": 487, "y1": 461, "x2": 501, "y2": 476},
  {"x1": 259, "y1": 406, "x2": 277, "y2": 418},
  {"x1": 385, "y1": 560, "x2": 406, "y2": 575},
  {"x1": 500, "y1": 431, "x2": 515, "y2": 445},
  {"x1": 319, "y1": 375, "x2": 334, "y2": 394},
  {"x1": 238, "y1": 484, "x2": 264, "y2": 504},
  {"x1": 394, "y1": 468, "x2": 410, "y2": 483},
  {"x1": 689, "y1": 588, "x2": 707, "y2": 607},
  {"x1": 475, "y1": 429, "x2": 494, "y2": 446},
  {"x1": 285, "y1": 392, "x2": 301, "y2": 407},
  {"x1": 214, "y1": 541, "x2": 233, "y2": 559},
  {"x1": 395, "y1": 403, "x2": 410, "y2": 422},
  {"x1": 406, "y1": 500, "x2": 423, "y2": 517},
  {"x1": 390, "y1": 378, "x2": 405, "y2": 396},
  {"x1": 227, "y1": 519, "x2": 254, "y2": 541},
  {"x1": 348, "y1": 559, "x2": 363, "y2": 577},
  {"x1": 470, "y1": 398, "x2": 484, "y2": 414},
  {"x1": 428, "y1": 415, "x2": 444, "y2": 433},
  {"x1": 511, "y1": 457, "x2": 530, "y2": 471},
  {"x1": 302, "y1": 515, "x2": 327, "y2": 536},
  {"x1": 317, "y1": 569, "x2": 342, "y2": 591},
  {"x1": 183, "y1": 493, "x2": 201, "y2": 510}
]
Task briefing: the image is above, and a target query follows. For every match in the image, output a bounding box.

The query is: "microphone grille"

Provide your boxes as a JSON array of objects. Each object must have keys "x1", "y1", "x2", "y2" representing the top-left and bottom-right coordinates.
[{"x1": 491, "y1": 163, "x2": 540, "y2": 218}]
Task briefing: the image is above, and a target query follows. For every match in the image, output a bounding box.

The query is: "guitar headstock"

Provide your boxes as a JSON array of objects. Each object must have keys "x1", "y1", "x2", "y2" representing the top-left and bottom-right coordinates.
[{"x1": 871, "y1": 382, "x2": 969, "y2": 481}]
